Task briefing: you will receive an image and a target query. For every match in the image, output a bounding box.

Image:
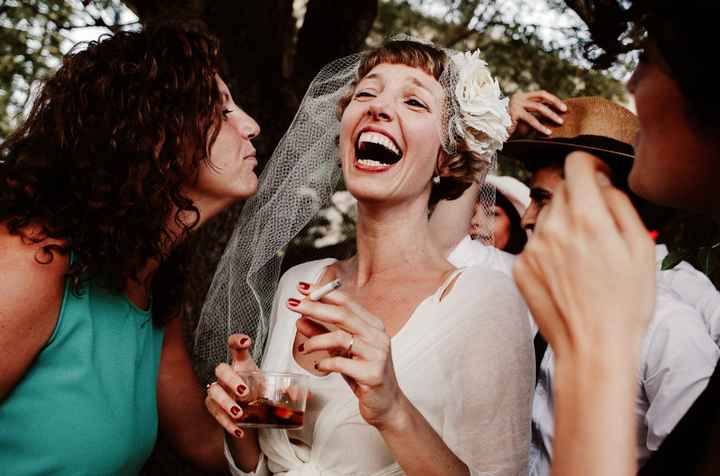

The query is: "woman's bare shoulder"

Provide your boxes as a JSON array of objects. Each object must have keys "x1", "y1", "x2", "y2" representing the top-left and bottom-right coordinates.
[
  {"x1": 0, "y1": 223, "x2": 69, "y2": 275},
  {"x1": 0, "y1": 223, "x2": 69, "y2": 399}
]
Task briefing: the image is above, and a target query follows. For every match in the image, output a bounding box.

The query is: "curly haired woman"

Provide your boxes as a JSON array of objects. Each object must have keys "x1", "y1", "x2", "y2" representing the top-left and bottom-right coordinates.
[{"x1": 0, "y1": 22, "x2": 260, "y2": 474}]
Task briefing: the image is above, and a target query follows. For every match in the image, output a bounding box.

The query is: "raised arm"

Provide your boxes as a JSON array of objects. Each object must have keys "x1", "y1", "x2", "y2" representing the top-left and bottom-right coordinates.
[
  {"x1": 513, "y1": 152, "x2": 656, "y2": 476},
  {"x1": 430, "y1": 90, "x2": 566, "y2": 257},
  {"x1": 429, "y1": 182, "x2": 480, "y2": 256}
]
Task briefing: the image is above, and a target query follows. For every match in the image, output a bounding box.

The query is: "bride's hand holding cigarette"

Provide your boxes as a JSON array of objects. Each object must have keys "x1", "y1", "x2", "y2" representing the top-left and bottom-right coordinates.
[{"x1": 287, "y1": 281, "x2": 411, "y2": 431}]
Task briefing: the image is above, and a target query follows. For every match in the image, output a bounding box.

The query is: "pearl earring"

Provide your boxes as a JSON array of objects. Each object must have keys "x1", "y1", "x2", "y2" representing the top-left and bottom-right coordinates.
[{"x1": 432, "y1": 175, "x2": 441, "y2": 184}]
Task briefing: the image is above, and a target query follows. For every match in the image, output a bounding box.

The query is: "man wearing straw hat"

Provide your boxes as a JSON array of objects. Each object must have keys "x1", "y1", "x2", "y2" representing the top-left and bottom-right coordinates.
[{"x1": 503, "y1": 96, "x2": 720, "y2": 475}]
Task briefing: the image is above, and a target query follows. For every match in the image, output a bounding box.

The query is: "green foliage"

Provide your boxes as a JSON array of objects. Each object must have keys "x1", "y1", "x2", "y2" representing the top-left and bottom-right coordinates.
[
  {"x1": 0, "y1": 0, "x2": 134, "y2": 138},
  {"x1": 0, "y1": 0, "x2": 73, "y2": 136},
  {"x1": 370, "y1": 0, "x2": 629, "y2": 100}
]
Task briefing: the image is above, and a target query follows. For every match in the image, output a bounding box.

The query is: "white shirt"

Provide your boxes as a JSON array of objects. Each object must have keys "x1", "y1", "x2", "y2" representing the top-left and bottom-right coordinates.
[
  {"x1": 529, "y1": 248, "x2": 720, "y2": 475},
  {"x1": 655, "y1": 244, "x2": 720, "y2": 346},
  {"x1": 446, "y1": 235, "x2": 516, "y2": 277},
  {"x1": 444, "y1": 238, "x2": 720, "y2": 474},
  {"x1": 228, "y1": 258, "x2": 534, "y2": 476}
]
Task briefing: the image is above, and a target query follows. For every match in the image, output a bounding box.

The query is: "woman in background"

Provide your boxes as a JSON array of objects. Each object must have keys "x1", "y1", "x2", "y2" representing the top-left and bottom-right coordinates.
[{"x1": 469, "y1": 175, "x2": 530, "y2": 254}]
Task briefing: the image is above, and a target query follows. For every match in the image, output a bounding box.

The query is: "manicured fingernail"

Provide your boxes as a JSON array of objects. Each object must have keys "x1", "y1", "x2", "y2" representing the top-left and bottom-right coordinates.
[
  {"x1": 544, "y1": 128, "x2": 552, "y2": 135},
  {"x1": 234, "y1": 428, "x2": 243, "y2": 438},
  {"x1": 288, "y1": 298, "x2": 301, "y2": 307},
  {"x1": 561, "y1": 103, "x2": 568, "y2": 111},
  {"x1": 298, "y1": 343, "x2": 305, "y2": 353},
  {"x1": 237, "y1": 384, "x2": 247, "y2": 395},
  {"x1": 558, "y1": 118, "x2": 564, "y2": 124},
  {"x1": 231, "y1": 406, "x2": 240, "y2": 416},
  {"x1": 299, "y1": 282, "x2": 310, "y2": 291}
]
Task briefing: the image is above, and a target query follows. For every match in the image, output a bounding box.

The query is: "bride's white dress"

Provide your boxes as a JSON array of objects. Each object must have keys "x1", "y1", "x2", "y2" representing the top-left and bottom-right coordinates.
[{"x1": 227, "y1": 258, "x2": 534, "y2": 476}]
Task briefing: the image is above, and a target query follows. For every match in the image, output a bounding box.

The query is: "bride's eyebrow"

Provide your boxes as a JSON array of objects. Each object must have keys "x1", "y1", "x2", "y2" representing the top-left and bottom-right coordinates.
[
  {"x1": 358, "y1": 73, "x2": 382, "y2": 86},
  {"x1": 407, "y1": 77, "x2": 432, "y2": 96}
]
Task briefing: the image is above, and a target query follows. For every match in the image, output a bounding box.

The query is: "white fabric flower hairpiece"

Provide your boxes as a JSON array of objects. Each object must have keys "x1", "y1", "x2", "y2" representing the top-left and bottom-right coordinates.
[{"x1": 450, "y1": 49, "x2": 511, "y2": 162}]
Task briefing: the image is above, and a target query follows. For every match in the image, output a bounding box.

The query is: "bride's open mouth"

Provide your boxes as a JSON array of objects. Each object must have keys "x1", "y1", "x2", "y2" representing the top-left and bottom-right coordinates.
[{"x1": 354, "y1": 129, "x2": 403, "y2": 172}]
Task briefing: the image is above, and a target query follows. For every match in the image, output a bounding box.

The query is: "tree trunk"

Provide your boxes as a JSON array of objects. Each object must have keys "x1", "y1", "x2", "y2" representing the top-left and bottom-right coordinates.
[{"x1": 121, "y1": 1, "x2": 378, "y2": 473}]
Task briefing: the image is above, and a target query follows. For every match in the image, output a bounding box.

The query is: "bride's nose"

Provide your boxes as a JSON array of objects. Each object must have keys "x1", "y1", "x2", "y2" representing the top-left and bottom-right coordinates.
[{"x1": 366, "y1": 96, "x2": 394, "y2": 122}]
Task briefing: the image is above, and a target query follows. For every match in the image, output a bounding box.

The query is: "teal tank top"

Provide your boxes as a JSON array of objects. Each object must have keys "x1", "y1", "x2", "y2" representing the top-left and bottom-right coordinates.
[{"x1": 0, "y1": 275, "x2": 165, "y2": 475}]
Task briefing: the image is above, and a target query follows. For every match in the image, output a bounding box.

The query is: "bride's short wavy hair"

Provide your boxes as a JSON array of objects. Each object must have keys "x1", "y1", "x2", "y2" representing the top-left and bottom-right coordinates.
[{"x1": 337, "y1": 40, "x2": 489, "y2": 205}]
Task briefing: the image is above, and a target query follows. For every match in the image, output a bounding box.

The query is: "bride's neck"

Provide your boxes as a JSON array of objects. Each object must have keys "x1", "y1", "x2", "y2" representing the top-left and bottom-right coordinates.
[{"x1": 351, "y1": 198, "x2": 447, "y2": 286}]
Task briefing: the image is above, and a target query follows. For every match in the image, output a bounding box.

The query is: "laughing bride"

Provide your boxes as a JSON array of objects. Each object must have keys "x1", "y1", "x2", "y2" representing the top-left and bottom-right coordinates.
[{"x1": 201, "y1": 38, "x2": 534, "y2": 476}]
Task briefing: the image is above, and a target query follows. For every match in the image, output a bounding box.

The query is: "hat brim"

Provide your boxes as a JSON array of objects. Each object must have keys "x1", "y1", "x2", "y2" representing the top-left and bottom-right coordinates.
[{"x1": 501, "y1": 135, "x2": 634, "y2": 178}]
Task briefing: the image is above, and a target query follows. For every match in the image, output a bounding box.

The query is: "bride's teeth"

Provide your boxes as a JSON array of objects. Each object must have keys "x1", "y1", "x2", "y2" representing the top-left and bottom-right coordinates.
[
  {"x1": 358, "y1": 131, "x2": 400, "y2": 156},
  {"x1": 357, "y1": 159, "x2": 388, "y2": 167}
]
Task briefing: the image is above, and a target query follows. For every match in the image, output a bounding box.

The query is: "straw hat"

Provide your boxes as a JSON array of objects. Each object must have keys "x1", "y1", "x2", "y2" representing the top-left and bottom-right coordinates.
[
  {"x1": 502, "y1": 96, "x2": 639, "y2": 179},
  {"x1": 485, "y1": 175, "x2": 530, "y2": 217}
]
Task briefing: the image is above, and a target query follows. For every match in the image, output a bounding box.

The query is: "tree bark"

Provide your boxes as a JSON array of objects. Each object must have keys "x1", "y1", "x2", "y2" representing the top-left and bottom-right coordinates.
[{"x1": 293, "y1": 0, "x2": 378, "y2": 96}]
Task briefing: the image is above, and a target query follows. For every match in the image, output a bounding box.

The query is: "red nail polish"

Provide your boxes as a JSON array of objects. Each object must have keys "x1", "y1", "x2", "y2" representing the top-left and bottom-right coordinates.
[
  {"x1": 237, "y1": 384, "x2": 247, "y2": 395},
  {"x1": 299, "y1": 282, "x2": 310, "y2": 291},
  {"x1": 231, "y1": 406, "x2": 240, "y2": 416},
  {"x1": 288, "y1": 298, "x2": 301, "y2": 307},
  {"x1": 298, "y1": 343, "x2": 305, "y2": 353},
  {"x1": 234, "y1": 429, "x2": 243, "y2": 438}
]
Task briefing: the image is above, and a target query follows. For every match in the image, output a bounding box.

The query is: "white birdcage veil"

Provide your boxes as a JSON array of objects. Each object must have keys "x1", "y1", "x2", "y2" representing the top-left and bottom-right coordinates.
[{"x1": 194, "y1": 37, "x2": 509, "y2": 381}]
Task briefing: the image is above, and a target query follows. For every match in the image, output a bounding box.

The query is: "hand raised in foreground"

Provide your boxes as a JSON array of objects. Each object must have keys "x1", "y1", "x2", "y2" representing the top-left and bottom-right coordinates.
[
  {"x1": 512, "y1": 151, "x2": 656, "y2": 476},
  {"x1": 513, "y1": 151, "x2": 656, "y2": 357}
]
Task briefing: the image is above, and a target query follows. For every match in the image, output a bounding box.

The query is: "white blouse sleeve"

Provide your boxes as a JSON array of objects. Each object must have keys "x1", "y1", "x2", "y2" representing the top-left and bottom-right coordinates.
[{"x1": 440, "y1": 268, "x2": 534, "y2": 476}]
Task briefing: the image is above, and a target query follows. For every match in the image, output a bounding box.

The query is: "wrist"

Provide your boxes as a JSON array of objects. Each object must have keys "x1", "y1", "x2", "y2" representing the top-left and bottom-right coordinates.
[
  {"x1": 552, "y1": 342, "x2": 640, "y2": 476},
  {"x1": 374, "y1": 393, "x2": 415, "y2": 435}
]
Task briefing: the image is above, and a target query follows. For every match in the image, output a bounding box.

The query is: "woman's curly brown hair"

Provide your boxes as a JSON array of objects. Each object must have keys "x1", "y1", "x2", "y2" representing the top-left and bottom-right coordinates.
[
  {"x1": 337, "y1": 40, "x2": 490, "y2": 206},
  {"x1": 0, "y1": 22, "x2": 225, "y2": 323}
]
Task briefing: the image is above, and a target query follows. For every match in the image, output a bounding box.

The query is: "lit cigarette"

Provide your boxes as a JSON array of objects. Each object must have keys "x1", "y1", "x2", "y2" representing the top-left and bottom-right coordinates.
[{"x1": 309, "y1": 279, "x2": 342, "y2": 301}]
